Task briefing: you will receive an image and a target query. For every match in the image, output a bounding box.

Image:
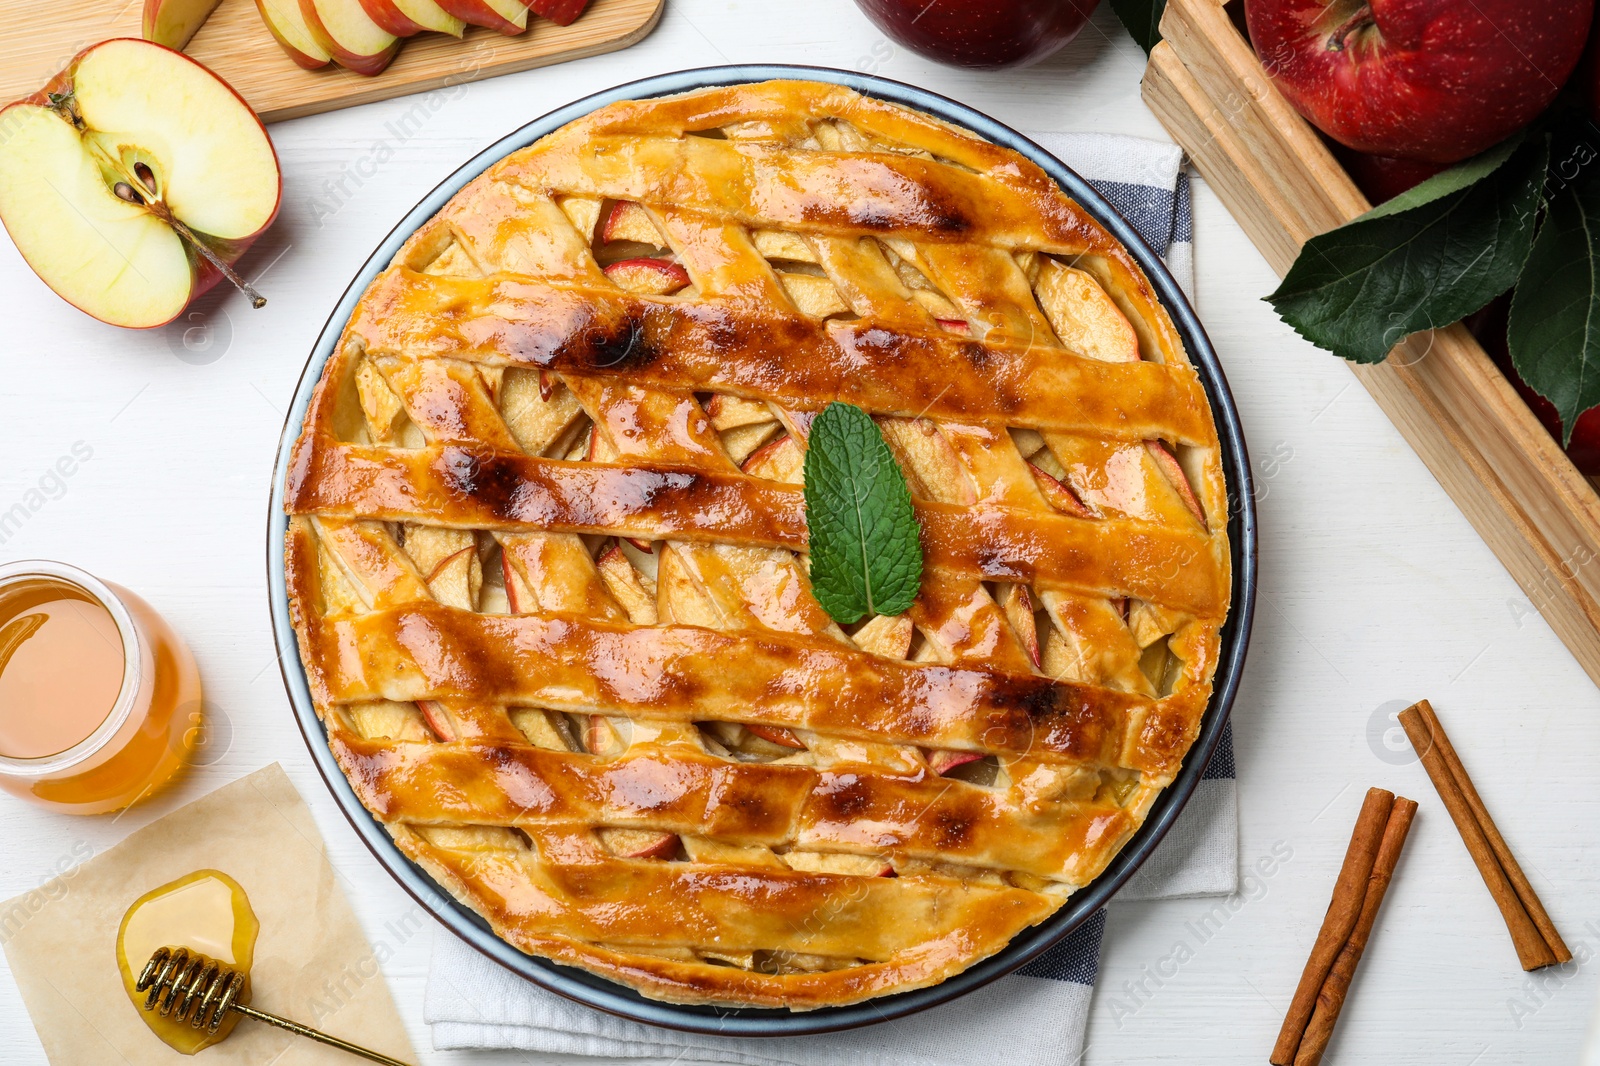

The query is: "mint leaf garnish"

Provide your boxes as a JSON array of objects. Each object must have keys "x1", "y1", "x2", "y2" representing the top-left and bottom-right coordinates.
[
  {"x1": 1508, "y1": 172, "x2": 1600, "y2": 446},
  {"x1": 1108, "y1": 0, "x2": 1165, "y2": 53},
  {"x1": 1266, "y1": 134, "x2": 1547, "y2": 364},
  {"x1": 803, "y1": 402, "x2": 922, "y2": 624}
]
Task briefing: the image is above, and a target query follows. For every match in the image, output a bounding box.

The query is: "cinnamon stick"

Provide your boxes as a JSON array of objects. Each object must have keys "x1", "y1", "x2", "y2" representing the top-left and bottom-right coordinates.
[
  {"x1": 1270, "y1": 787, "x2": 1394, "y2": 1065},
  {"x1": 1292, "y1": 796, "x2": 1417, "y2": 1066},
  {"x1": 1414, "y1": 700, "x2": 1570, "y2": 964},
  {"x1": 1398, "y1": 700, "x2": 1565, "y2": 970}
]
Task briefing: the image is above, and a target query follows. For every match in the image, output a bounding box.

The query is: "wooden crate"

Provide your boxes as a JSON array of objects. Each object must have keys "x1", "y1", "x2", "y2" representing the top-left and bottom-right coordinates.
[{"x1": 1142, "y1": 0, "x2": 1600, "y2": 687}]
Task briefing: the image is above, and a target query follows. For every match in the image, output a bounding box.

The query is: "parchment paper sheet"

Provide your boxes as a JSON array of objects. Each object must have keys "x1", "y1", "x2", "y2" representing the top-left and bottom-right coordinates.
[{"x1": 1, "y1": 763, "x2": 417, "y2": 1064}]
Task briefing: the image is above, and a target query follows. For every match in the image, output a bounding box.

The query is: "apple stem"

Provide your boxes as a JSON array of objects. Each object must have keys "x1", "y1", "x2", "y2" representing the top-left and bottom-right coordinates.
[
  {"x1": 157, "y1": 206, "x2": 267, "y2": 309},
  {"x1": 1326, "y1": 4, "x2": 1375, "y2": 52}
]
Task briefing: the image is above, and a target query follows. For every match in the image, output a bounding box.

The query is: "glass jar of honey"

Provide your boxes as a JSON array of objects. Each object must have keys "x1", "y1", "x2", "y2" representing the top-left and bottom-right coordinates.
[{"x1": 0, "y1": 560, "x2": 201, "y2": 814}]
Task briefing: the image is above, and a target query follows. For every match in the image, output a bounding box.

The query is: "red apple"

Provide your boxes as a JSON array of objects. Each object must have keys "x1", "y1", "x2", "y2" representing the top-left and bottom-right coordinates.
[
  {"x1": 1586, "y1": 9, "x2": 1600, "y2": 124},
  {"x1": 1329, "y1": 142, "x2": 1447, "y2": 203},
  {"x1": 852, "y1": 0, "x2": 1100, "y2": 69},
  {"x1": 1467, "y1": 296, "x2": 1600, "y2": 474},
  {"x1": 1245, "y1": 0, "x2": 1594, "y2": 164},
  {"x1": 0, "y1": 39, "x2": 280, "y2": 329}
]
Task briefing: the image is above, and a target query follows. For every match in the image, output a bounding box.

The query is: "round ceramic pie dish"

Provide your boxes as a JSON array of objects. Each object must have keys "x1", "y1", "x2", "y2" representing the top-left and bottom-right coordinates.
[{"x1": 267, "y1": 64, "x2": 1258, "y2": 1035}]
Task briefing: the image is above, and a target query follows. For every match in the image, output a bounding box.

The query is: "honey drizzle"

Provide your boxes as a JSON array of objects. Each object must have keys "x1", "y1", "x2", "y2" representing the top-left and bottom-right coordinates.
[{"x1": 116, "y1": 870, "x2": 258, "y2": 1054}]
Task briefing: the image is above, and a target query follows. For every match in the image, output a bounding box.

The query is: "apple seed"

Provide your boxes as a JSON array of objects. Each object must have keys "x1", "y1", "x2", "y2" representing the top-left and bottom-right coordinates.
[{"x1": 113, "y1": 181, "x2": 144, "y2": 205}]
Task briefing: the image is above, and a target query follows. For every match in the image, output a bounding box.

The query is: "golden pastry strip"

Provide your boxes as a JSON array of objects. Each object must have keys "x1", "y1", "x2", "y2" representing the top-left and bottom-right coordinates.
[
  {"x1": 294, "y1": 596, "x2": 1212, "y2": 771},
  {"x1": 329, "y1": 734, "x2": 1141, "y2": 882},
  {"x1": 399, "y1": 828, "x2": 1056, "y2": 965},
  {"x1": 287, "y1": 449, "x2": 1225, "y2": 614},
  {"x1": 345, "y1": 269, "x2": 1215, "y2": 445}
]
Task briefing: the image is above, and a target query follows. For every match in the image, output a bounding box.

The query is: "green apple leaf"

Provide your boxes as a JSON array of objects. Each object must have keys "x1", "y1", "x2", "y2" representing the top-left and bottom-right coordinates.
[
  {"x1": 1108, "y1": 0, "x2": 1164, "y2": 53},
  {"x1": 1266, "y1": 134, "x2": 1548, "y2": 364},
  {"x1": 1361, "y1": 133, "x2": 1525, "y2": 221},
  {"x1": 803, "y1": 402, "x2": 922, "y2": 624},
  {"x1": 1508, "y1": 174, "x2": 1600, "y2": 446}
]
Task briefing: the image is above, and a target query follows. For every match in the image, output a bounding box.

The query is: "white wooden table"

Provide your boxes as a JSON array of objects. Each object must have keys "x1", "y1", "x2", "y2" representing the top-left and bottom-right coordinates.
[{"x1": 2, "y1": 3, "x2": 1598, "y2": 1062}]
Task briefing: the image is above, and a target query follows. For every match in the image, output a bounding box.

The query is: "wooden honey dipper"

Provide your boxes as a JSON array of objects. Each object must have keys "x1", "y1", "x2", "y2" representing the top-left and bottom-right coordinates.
[{"x1": 136, "y1": 946, "x2": 412, "y2": 1065}]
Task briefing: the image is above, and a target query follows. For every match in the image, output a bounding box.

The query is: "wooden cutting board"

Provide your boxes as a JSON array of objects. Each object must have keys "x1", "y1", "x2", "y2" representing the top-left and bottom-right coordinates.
[{"x1": 0, "y1": 0, "x2": 663, "y2": 122}]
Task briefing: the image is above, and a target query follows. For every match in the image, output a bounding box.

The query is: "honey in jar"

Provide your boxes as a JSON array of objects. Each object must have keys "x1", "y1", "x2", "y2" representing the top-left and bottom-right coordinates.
[
  {"x1": 116, "y1": 870, "x2": 259, "y2": 1053},
  {"x1": 0, "y1": 560, "x2": 202, "y2": 813}
]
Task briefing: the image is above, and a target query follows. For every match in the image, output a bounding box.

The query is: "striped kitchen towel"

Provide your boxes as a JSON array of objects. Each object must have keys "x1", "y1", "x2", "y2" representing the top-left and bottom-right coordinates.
[{"x1": 425, "y1": 133, "x2": 1235, "y2": 1066}]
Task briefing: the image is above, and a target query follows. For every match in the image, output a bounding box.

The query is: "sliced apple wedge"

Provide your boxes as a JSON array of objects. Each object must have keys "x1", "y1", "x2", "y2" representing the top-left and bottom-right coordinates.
[
  {"x1": 926, "y1": 749, "x2": 984, "y2": 776},
  {"x1": 996, "y1": 584, "x2": 1041, "y2": 669},
  {"x1": 1035, "y1": 260, "x2": 1140, "y2": 363},
  {"x1": 300, "y1": 0, "x2": 400, "y2": 74},
  {"x1": 359, "y1": 0, "x2": 464, "y2": 36},
  {"x1": 602, "y1": 199, "x2": 664, "y2": 245},
  {"x1": 745, "y1": 724, "x2": 806, "y2": 750},
  {"x1": 417, "y1": 699, "x2": 455, "y2": 741},
  {"x1": 603, "y1": 257, "x2": 689, "y2": 295},
  {"x1": 524, "y1": 0, "x2": 588, "y2": 25},
  {"x1": 598, "y1": 828, "x2": 678, "y2": 860},
  {"x1": 256, "y1": 0, "x2": 332, "y2": 68},
  {"x1": 435, "y1": 0, "x2": 526, "y2": 35},
  {"x1": 144, "y1": 0, "x2": 224, "y2": 48},
  {"x1": 741, "y1": 434, "x2": 804, "y2": 484},
  {"x1": 0, "y1": 39, "x2": 279, "y2": 329},
  {"x1": 1146, "y1": 441, "x2": 1207, "y2": 527},
  {"x1": 782, "y1": 851, "x2": 893, "y2": 877},
  {"x1": 1027, "y1": 461, "x2": 1093, "y2": 518}
]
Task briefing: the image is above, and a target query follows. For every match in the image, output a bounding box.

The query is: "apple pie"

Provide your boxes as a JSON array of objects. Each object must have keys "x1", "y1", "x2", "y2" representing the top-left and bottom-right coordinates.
[{"x1": 283, "y1": 79, "x2": 1232, "y2": 1009}]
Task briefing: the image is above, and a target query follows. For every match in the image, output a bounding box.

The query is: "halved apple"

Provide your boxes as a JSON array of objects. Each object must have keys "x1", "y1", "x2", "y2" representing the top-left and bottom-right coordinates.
[
  {"x1": 0, "y1": 39, "x2": 280, "y2": 329},
  {"x1": 358, "y1": 0, "x2": 463, "y2": 36},
  {"x1": 435, "y1": 0, "x2": 526, "y2": 35},
  {"x1": 143, "y1": 0, "x2": 224, "y2": 48},
  {"x1": 300, "y1": 0, "x2": 400, "y2": 74},
  {"x1": 255, "y1": 0, "x2": 332, "y2": 68}
]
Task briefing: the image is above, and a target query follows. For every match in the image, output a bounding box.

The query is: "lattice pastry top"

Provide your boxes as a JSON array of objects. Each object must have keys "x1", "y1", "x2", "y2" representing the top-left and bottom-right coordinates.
[{"x1": 283, "y1": 79, "x2": 1232, "y2": 1009}]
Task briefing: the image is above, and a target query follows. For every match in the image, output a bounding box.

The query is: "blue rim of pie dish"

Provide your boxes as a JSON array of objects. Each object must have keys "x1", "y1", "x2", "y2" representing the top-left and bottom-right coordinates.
[{"x1": 266, "y1": 64, "x2": 1259, "y2": 1037}]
